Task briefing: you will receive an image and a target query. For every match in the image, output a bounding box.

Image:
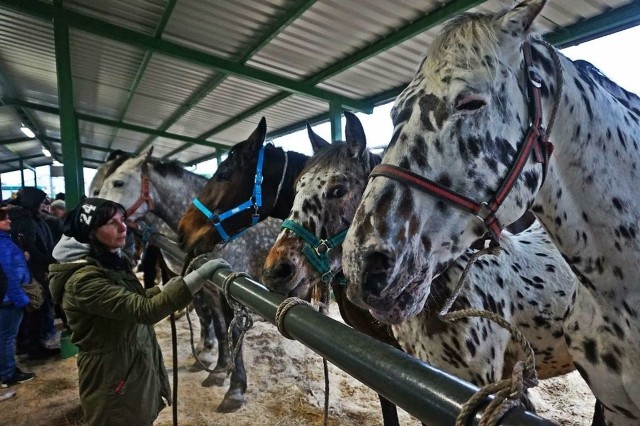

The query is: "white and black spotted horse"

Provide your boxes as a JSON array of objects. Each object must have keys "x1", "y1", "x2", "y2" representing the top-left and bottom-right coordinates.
[
  {"x1": 263, "y1": 112, "x2": 576, "y2": 413},
  {"x1": 98, "y1": 149, "x2": 282, "y2": 412},
  {"x1": 343, "y1": 1, "x2": 640, "y2": 424}
]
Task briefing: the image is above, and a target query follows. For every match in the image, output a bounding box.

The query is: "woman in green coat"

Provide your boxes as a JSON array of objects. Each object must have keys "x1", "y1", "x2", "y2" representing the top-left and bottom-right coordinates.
[{"x1": 49, "y1": 198, "x2": 229, "y2": 426}]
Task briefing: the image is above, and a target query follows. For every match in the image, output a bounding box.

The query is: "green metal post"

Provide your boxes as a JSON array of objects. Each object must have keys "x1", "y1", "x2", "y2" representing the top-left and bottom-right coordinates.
[
  {"x1": 19, "y1": 159, "x2": 25, "y2": 187},
  {"x1": 329, "y1": 102, "x2": 342, "y2": 143},
  {"x1": 54, "y1": 17, "x2": 83, "y2": 208}
]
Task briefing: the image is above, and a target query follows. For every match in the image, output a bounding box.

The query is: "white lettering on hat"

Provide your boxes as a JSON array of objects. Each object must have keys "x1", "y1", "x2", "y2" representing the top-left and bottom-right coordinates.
[{"x1": 80, "y1": 203, "x2": 97, "y2": 225}]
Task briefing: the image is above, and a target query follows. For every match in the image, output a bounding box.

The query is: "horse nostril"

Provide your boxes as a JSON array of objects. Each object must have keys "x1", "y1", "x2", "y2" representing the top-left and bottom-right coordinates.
[
  {"x1": 272, "y1": 260, "x2": 294, "y2": 281},
  {"x1": 361, "y1": 251, "x2": 392, "y2": 298}
]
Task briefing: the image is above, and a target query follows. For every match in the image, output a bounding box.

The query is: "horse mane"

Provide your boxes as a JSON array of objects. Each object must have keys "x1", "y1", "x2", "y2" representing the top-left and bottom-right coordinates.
[
  {"x1": 573, "y1": 59, "x2": 640, "y2": 111},
  {"x1": 427, "y1": 12, "x2": 501, "y2": 72},
  {"x1": 150, "y1": 158, "x2": 193, "y2": 178},
  {"x1": 104, "y1": 152, "x2": 133, "y2": 177},
  {"x1": 300, "y1": 142, "x2": 382, "y2": 180}
]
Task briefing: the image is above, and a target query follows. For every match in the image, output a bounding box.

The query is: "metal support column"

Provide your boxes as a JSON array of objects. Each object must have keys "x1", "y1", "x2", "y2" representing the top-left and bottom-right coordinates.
[
  {"x1": 54, "y1": 16, "x2": 83, "y2": 208},
  {"x1": 19, "y1": 159, "x2": 25, "y2": 187},
  {"x1": 329, "y1": 102, "x2": 342, "y2": 143}
]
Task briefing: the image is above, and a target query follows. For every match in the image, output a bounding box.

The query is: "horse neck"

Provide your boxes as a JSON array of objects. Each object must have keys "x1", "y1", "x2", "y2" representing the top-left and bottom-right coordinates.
[
  {"x1": 534, "y1": 41, "x2": 640, "y2": 267},
  {"x1": 270, "y1": 151, "x2": 309, "y2": 220},
  {"x1": 150, "y1": 168, "x2": 207, "y2": 232}
]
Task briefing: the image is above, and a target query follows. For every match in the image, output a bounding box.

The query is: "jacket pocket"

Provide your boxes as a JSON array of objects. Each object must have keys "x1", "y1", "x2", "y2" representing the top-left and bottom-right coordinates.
[{"x1": 114, "y1": 351, "x2": 143, "y2": 395}]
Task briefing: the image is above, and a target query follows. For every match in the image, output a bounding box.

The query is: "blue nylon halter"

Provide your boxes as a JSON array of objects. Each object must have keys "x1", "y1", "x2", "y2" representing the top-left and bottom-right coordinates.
[
  {"x1": 192, "y1": 145, "x2": 265, "y2": 243},
  {"x1": 281, "y1": 218, "x2": 348, "y2": 285}
]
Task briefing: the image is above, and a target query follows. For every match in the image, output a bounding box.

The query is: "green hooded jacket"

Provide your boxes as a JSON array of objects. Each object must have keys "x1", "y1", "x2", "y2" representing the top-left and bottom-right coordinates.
[{"x1": 49, "y1": 236, "x2": 193, "y2": 426}]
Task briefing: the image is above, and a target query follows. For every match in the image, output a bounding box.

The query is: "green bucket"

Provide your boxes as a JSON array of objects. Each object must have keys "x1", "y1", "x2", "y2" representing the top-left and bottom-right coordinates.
[{"x1": 60, "y1": 331, "x2": 79, "y2": 359}]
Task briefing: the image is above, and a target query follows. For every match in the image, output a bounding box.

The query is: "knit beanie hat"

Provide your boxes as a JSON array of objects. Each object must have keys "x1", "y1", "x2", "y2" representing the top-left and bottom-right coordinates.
[
  {"x1": 64, "y1": 198, "x2": 126, "y2": 243},
  {"x1": 17, "y1": 187, "x2": 47, "y2": 212}
]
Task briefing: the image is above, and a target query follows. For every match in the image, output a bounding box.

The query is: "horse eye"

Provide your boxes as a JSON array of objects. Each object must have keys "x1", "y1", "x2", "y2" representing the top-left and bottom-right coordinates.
[
  {"x1": 93, "y1": 190, "x2": 100, "y2": 196},
  {"x1": 327, "y1": 185, "x2": 347, "y2": 199},
  {"x1": 455, "y1": 95, "x2": 486, "y2": 112},
  {"x1": 215, "y1": 170, "x2": 231, "y2": 181},
  {"x1": 113, "y1": 180, "x2": 124, "y2": 188}
]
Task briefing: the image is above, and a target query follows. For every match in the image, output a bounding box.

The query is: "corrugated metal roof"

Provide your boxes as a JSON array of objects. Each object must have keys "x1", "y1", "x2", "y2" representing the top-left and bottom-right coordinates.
[{"x1": 0, "y1": 0, "x2": 638, "y2": 174}]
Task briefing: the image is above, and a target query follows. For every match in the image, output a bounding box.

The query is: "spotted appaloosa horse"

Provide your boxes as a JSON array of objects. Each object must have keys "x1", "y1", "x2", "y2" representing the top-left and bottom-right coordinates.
[
  {"x1": 98, "y1": 147, "x2": 281, "y2": 413},
  {"x1": 177, "y1": 119, "x2": 405, "y2": 426},
  {"x1": 264, "y1": 112, "x2": 575, "y2": 411},
  {"x1": 343, "y1": 1, "x2": 640, "y2": 424}
]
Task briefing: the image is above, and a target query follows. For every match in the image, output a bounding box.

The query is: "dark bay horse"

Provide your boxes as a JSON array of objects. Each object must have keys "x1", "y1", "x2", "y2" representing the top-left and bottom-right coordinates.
[{"x1": 177, "y1": 118, "x2": 404, "y2": 426}]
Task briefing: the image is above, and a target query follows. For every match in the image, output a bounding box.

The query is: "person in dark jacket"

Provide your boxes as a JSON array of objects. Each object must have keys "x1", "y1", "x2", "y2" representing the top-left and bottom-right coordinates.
[
  {"x1": 9, "y1": 187, "x2": 59, "y2": 359},
  {"x1": 0, "y1": 207, "x2": 36, "y2": 388},
  {"x1": 49, "y1": 198, "x2": 229, "y2": 426}
]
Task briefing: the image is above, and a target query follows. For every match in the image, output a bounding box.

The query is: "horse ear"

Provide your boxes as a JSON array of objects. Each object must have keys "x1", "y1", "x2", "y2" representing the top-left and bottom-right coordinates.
[
  {"x1": 498, "y1": 0, "x2": 546, "y2": 36},
  {"x1": 344, "y1": 111, "x2": 367, "y2": 157},
  {"x1": 145, "y1": 147, "x2": 154, "y2": 162},
  {"x1": 307, "y1": 122, "x2": 330, "y2": 154},
  {"x1": 245, "y1": 117, "x2": 267, "y2": 154}
]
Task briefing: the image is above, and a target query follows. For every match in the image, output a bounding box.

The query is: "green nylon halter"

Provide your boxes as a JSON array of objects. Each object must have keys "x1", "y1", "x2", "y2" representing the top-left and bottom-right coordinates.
[{"x1": 281, "y1": 219, "x2": 348, "y2": 285}]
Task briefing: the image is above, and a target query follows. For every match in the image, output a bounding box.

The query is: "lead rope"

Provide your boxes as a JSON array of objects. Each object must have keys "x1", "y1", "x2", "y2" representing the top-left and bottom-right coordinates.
[
  {"x1": 276, "y1": 295, "x2": 331, "y2": 426},
  {"x1": 438, "y1": 246, "x2": 538, "y2": 426},
  {"x1": 222, "y1": 271, "x2": 254, "y2": 374}
]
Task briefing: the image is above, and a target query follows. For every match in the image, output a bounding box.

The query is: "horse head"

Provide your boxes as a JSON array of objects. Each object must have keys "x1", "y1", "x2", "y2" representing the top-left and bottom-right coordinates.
[
  {"x1": 263, "y1": 111, "x2": 377, "y2": 300},
  {"x1": 88, "y1": 150, "x2": 132, "y2": 197},
  {"x1": 177, "y1": 117, "x2": 323, "y2": 253},
  {"x1": 343, "y1": 0, "x2": 557, "y2": 324}
]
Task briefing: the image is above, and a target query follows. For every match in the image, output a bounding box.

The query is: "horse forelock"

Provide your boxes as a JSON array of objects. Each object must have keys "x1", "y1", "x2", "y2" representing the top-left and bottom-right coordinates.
[{"x1": 297, "y1": 143, "x2": 381, "y2": 187}]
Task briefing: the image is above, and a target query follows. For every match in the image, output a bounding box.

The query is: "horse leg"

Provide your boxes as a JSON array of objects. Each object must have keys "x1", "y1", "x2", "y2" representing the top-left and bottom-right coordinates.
[
  {"x1": 201, "y1": 289, "x2": 231, "y2": 387},
  {"x1": 188, "y1": 291, "x2": 215, "y2": 372},
  {"x1": 216, "y1": 298, "x2": 247, "y2": 413},
  {"x1": 140, "y1": 244, "x2": 160, "y2": 289},
  {"x1": 591, "y1": 400, "x2": 606, "y2": 426}
]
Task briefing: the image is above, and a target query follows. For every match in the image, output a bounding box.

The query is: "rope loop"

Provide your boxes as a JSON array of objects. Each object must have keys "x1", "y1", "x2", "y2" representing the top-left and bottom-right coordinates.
[{"x1": 275, "y1": 297, "x2": 314, "y2": 340}]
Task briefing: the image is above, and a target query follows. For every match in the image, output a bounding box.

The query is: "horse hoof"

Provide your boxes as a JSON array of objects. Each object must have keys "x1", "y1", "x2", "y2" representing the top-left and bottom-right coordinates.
[
  {"x1": 188, "y1": 360, "x2": 208, "y2": 373},
  {"x1": 216, "y1": 393, "x2": 244, "y2": 413},
  {"x1": 202, "y1": 372, "x2": 226, "y2": 387}
]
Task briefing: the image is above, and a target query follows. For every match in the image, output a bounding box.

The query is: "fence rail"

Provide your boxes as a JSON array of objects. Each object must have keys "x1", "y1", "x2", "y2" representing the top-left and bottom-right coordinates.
[{"x1": 150, "y1": 232, "x2": 556, "y2": 426}]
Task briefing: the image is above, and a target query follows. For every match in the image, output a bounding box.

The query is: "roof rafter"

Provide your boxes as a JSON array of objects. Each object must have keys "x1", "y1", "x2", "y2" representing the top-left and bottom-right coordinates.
[{"x1": 0, "y1": 0, "x2": 372, "y2": 114}]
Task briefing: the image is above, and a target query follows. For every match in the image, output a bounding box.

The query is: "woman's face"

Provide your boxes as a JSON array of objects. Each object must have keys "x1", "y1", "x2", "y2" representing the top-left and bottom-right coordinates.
[
  {"x1": 94, "y1": 210, "x2": 127, "y2": 252},
  {"x1": 0, "y1": 215, "x2": 10, "y2": 232}
]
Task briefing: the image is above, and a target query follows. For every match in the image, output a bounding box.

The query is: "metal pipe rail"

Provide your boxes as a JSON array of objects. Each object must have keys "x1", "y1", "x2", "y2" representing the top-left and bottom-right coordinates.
[{"x1": 149, "y1": 233, "x2": 556, "y2": 426}]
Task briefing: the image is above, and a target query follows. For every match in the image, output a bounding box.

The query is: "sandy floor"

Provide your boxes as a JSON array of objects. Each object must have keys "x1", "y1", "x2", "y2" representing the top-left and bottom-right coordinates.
[{"x1": 1, "y1": 303, "x2": 595, "y2": 426}]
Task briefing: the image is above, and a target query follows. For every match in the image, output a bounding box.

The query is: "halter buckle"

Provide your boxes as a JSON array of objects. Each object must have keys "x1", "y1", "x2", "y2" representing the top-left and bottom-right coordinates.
[
  {"x1": 320, "y1": 270, "x2": 334, "y2": 284},
  {"x1": 528, "y1": 67, "x2": 542, "y2": 88},
  {"x1": 315, "y1": 240, "x2": 330, "y2": 256},
  {"x1": 476, "y1": 202, "x2": 494, "y2": 221}
]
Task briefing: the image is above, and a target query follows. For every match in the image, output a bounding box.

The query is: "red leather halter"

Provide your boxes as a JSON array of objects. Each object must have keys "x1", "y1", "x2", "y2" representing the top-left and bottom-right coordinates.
[
  {"x1": 126, "y1": 160, "x2": 155, "y2": 218},
  {"x1": 369, "y1": 41, "x2": 553, "y2": 244}
]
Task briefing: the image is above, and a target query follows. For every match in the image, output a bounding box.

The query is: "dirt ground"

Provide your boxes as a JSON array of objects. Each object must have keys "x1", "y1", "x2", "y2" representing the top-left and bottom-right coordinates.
[{"x1": 1, "y1": 303, "x2": 595, "y2": 426}]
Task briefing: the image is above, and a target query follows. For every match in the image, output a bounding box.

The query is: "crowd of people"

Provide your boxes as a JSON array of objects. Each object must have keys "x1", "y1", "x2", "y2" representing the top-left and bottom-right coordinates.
[
  {"x1": 1, "y1": 188, "x2": 66, "y2": 401},
  {"x1": 0, "y1": 188, "x2": 228, "y2": 425}
]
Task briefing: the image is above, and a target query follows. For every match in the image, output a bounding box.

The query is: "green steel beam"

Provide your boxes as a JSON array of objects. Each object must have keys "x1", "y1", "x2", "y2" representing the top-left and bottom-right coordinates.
[
  {"x1": 0, "y1": 63, "x2": 61, "y2": 163},
  {"x1": 105, "y1": 0, "x2": 178, "y2": 153},
  {"x1": 54, "y1": 16, "x2": 84, "y2": 207},
  {"x1": 329, "y1": 102, "x2": 342, "y2": 143},
  {"x1": 196, "y1": 0, "x2": 640, "y2": 165},
  {"x1": 184, "y1": 0, "x2": 485, "y2": 162},
  {"x1": 0, "y1": 136, "x2": 34, "y2": 145},
  {"x1": 3, "y1": 98, "x2": 230, "y2": 152},
  {"x1": 0, "y1": 0, "x2": 371, "y2": 113},
  {"x1": 139, "y1": 0, "x2": 317, "y2": 157},
  {"x1": 544, "y1": 1, "x2": 640, "y2": 48},
  {"x1": 0, "y1": 153, "x2": 43, "y2": 165}
]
